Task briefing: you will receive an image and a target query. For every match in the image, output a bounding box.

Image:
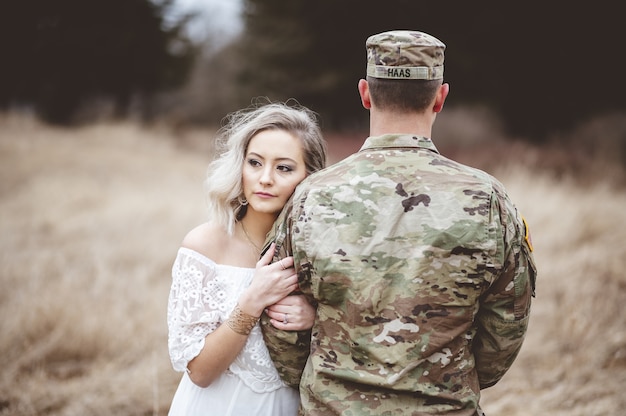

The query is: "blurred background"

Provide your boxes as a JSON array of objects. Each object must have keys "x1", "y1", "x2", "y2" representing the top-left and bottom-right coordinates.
[
  {"x1": 1, "y1": 0, "x2": 624, "y2": 140},
  {"x1": 1, "y1": 1, "x2": 625, "y2": 415}
]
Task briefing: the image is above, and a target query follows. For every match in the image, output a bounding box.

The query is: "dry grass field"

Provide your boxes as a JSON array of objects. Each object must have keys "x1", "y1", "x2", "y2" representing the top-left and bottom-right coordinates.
[{"x1": 1, "y1": 111, "x2": 625, "y2": 415}]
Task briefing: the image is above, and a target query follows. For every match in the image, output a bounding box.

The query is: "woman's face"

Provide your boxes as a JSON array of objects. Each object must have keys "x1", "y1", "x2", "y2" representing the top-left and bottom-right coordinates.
[{"x1": 242, "y1": 129, "x2": 307, "y2": 217}]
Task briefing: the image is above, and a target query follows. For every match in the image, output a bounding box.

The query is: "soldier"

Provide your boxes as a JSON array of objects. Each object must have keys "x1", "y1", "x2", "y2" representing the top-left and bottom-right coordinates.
[{"x1": 261, "y1": 30, "x2": 537, "y2": 415}]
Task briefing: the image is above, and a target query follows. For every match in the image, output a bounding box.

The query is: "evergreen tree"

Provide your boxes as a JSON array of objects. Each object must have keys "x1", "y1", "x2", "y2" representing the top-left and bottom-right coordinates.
[{"x1": 0, "y1": 0, "x2": 197, "y2": 124}]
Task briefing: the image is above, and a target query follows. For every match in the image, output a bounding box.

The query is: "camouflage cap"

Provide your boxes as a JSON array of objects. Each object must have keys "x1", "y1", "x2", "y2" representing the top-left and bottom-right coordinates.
[{"x1": 366, "y1": 30, "x2": 445, "y2": 80}]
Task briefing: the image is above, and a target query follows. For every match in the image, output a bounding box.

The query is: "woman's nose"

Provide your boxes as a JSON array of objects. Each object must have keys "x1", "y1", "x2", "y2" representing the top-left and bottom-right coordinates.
[{"x1": 259, "y1": 167, "x2": 273, "y2": 184}]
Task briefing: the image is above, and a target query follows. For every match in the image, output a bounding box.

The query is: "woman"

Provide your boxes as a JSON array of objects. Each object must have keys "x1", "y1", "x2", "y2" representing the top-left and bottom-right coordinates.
[{"x1": 167, "y1": 101, "x2": 327, "y2": 415}]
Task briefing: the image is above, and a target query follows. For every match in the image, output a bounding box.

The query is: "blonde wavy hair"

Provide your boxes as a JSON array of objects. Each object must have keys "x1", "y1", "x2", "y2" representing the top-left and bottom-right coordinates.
[{"x1": 205, "y1": 99, "x2": 327, "y2": 235}]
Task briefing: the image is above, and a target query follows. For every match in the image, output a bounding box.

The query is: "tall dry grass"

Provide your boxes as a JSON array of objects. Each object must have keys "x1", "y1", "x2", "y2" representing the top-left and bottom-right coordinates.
[{"x1": 1, "y1": 111, "x2": 624, "y2": 415}]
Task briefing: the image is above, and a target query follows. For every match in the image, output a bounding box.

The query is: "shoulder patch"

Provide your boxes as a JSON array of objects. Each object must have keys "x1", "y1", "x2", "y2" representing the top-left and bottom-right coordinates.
[{"x1": 522, "y1": 216, "x2": 534, "y2": 252}]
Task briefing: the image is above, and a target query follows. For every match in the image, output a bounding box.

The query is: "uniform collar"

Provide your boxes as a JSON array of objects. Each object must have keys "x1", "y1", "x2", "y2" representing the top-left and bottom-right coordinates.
[{"x1": 359, "y1": 134, "x2": 440, "y2": 154}]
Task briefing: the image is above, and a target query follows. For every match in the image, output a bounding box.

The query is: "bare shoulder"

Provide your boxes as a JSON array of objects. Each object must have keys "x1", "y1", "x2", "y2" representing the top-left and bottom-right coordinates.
[{"x1": 181, "y1": 222, "x2": 229, "y2": 261}]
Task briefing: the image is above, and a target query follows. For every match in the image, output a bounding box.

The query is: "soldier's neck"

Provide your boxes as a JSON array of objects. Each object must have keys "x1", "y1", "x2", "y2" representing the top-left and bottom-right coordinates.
[{"x1": 369, "y1": 110, "x2": 434, "y2": 138}]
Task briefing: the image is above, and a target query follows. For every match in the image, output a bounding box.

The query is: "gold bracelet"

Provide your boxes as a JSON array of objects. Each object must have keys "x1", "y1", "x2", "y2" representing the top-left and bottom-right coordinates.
[{"x1": 225, "y1": 304, "x2": 259, "y2": 335}]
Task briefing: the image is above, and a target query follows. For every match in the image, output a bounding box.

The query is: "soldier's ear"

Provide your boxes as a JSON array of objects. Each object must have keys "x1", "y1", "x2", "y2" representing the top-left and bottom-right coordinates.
[
  {"x1": 433, "y1": 83, "x2": 449, "y2": 113},
  {"x1": 358, "y1": 79, "x2": 371, "y2": 109}
]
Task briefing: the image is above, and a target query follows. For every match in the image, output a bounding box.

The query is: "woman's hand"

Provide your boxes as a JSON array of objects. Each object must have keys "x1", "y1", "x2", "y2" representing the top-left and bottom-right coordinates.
[
  {"x1": 266, "y1": 294, "x2": 316, "y2": 331},
  {"x1": 238, "y1": 244, "x2": 299, "y2": 317}
]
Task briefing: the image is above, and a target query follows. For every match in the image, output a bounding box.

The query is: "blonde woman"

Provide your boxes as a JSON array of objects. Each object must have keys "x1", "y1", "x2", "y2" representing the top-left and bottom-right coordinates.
[{"x1": 167, "y1": 101, "x2": 327, "y2": 415}]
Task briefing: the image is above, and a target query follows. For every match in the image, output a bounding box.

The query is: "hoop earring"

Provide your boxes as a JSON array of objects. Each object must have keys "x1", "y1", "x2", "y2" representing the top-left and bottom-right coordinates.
[{"x1": 238, "y1": 195, "x2": 248, "y2": 206}]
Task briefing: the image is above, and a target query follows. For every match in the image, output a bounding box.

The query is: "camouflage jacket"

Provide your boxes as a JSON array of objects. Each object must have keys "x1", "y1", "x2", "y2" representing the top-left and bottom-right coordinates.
[{"x1": 261, "y1": 134, "x2": 537, "y2": 415}]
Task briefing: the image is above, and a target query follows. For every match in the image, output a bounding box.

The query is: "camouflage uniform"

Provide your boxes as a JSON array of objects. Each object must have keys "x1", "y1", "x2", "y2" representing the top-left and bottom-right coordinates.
[{"x1": 261, "y1": 31, "x2": 537, "y2": 416}]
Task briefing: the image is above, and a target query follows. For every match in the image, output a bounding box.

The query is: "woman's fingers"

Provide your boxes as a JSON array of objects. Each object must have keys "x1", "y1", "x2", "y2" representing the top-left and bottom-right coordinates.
[
  {"x1": 256, "y1": 243, "x2": 295, "y2": 273},
  {"x1": 277, "y1": 256, "x2": 294, "y2": 270},
  {"x1": 266, "y1": 294, "x2": 315, "y2": 330},
  {"x1": 257, "y1": 243, "x2": 275, "y2": 267},
  {"x1": 250, "y1": 247, "x2": 299, "y2": 307}
]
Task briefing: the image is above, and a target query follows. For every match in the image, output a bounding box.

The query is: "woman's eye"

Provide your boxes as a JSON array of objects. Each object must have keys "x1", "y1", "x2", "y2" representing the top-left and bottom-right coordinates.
[
  {"x1": 277, "y1": 165, "x2": 294, "y2": 172},
  {"x1": 247, "y1": 158, "x2": 261, "y2": 167}
]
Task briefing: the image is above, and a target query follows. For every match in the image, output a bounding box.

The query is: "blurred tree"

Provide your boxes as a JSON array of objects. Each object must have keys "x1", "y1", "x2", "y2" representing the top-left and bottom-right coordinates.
[
  {"x1": 0, "y1": 0, "x2": 197, "y2": 124},
  {"x1": 236, "y1": 0, "x2": 368, "y2": 130},
  {"x1": 234, "y1": 0, "x2": 623, "y2": 140}
]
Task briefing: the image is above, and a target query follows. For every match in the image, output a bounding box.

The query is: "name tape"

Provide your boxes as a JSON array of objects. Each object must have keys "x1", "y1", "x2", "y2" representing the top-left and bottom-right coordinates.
[{"x1": 367, "y1": 65, "x2": 444, "y2": 80}]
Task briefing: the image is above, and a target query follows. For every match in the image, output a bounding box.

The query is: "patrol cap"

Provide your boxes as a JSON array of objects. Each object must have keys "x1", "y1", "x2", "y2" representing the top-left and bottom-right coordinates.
[{"x1": 366, "y1": 30, "x2": 445, "y2": 80}]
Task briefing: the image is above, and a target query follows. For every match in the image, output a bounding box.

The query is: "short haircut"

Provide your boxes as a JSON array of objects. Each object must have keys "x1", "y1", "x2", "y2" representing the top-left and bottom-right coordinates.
[{"x1": 367, "y1": 77, "x2": 442, "y2": 113}]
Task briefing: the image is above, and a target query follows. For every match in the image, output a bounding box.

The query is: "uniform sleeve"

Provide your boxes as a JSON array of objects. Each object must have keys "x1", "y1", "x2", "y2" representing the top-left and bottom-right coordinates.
[
  {"x1": 167, "y1": 249, "x2": 222, "y2": 373},
  {"x1": 473, "y1": 184, "x2": 537, "y2": 388},
  {"x1": 260, "y1": 194, "x2": 313, "y2": 389}
]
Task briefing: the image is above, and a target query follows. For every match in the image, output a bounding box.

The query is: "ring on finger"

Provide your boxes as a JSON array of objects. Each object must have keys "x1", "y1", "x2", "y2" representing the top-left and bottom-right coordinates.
[
  {"x1": 279, "y1": 259, "x2": 286, "y2": 270},
  {"x1": 283, "y1": 313, "x2": 289, "y2": 324}
]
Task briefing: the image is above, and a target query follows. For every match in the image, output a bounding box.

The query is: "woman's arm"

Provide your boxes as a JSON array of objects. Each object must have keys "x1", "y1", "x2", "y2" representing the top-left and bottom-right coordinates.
[{"x1": 185, "y1": 245, "x2": 300, "y2": 387}]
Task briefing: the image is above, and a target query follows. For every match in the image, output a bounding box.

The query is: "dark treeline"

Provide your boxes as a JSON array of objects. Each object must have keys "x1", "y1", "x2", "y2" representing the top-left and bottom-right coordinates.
[
  {"x1": 1, "y1": 0, "x2": 622, "y2": 141},
  {"x1": 0, "y1": 0, "x2": 195, "y2": 123},
  {"x1": 234, "y1": 0, "x2": 623, "y2": 140}
]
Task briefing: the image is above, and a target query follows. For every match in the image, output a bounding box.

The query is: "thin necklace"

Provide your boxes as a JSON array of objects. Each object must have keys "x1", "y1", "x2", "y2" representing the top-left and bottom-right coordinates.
[{"x1": 240, "y1": 222, "x2": 262, "y2": 254}]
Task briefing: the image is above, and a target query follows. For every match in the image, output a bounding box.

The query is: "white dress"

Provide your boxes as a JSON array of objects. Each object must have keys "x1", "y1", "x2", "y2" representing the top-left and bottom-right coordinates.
[{"x1": 167, "y1": 247, "x2": 299, "y2": 416}]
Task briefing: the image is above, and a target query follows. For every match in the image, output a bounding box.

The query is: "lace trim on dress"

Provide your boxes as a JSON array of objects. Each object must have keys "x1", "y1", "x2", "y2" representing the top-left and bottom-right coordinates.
[{"x1": 167, "y1": 247, "x2": 286, "y2": 393}]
